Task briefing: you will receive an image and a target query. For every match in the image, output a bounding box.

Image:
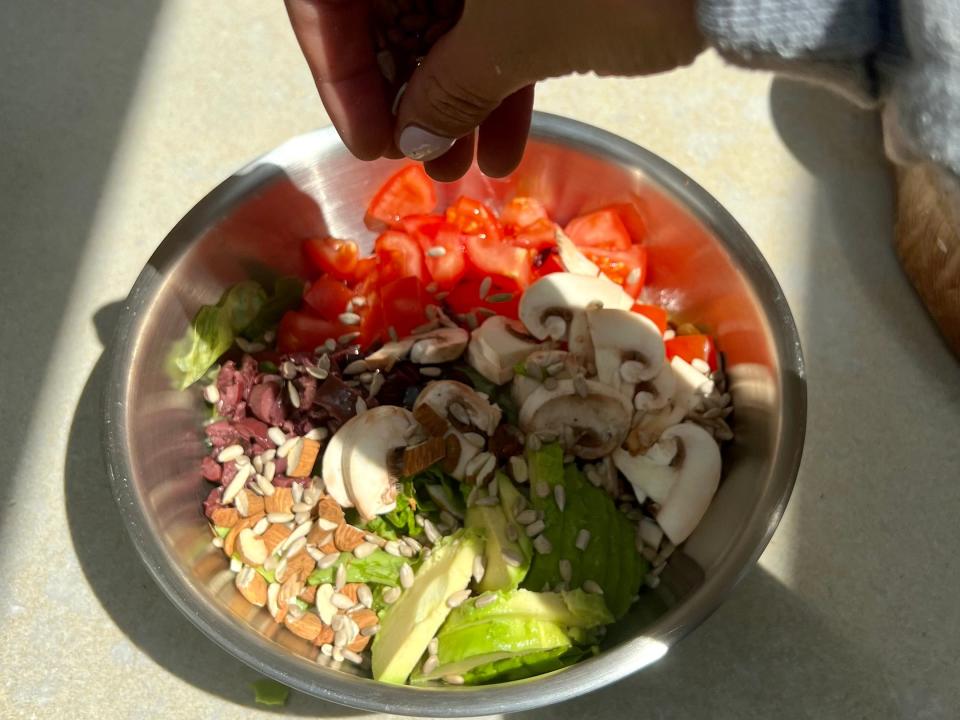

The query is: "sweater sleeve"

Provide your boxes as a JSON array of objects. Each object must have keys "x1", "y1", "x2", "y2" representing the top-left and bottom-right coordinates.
[{"x1": 697, "y1": 0, "x2": 960, "y2": 176}]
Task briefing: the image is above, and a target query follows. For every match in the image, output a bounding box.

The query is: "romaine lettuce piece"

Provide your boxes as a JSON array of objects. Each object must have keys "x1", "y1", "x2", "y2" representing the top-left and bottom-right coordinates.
[
  {"x1": 306, "y1": 549, "x2": 410, "y2": 587},
  {"x1": 462, "y1": 645, "x2": 597, "y2": 685},
  {"x1": 466, "y1": 473, "x2": 529, "y2": 591}
]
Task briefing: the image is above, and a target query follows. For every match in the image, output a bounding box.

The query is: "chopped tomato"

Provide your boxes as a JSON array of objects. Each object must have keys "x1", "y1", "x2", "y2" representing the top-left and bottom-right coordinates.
[
  {"x1": 404, "y1": 217, "x2": 467, "y2": 290},
  {"x1": 581, "y1": 245, "x2": 647, "y2": 298},
  {"x1": 446, "y1": 196, "x2": 503, "y2": 242},
  {"x1": 464, "y1": 234, "x2": 532, "y2": 289},
  {"x1": 532, "y1": 248, "x2": 564, "y2": 279},
  {"x1": 277, "y1": 311, "x2": 345, "y2": 353},
  {"x1": 510, "y1": 218, "x2": 557, "y2": 250},
  {"x1": 501, "y1": 197, "x2": 549, "y2": 230},
  {"x1": 303, "y1": 277, "x2": 354, "y2": 319},
  {"x1": 380, "y1": 276, "x2": 430, "y2": 338},
  {"x1": 565, "y1": 208, "x2": 632, "y2": 250},
  {"x1": 666, "y1": 334, "x2": 718, "y2": 371},
  {"x1": 350, "y1": 256, "x2": 378, "y2": 284},
  {"x1": 303, "y1": 237, "x2": 359, "y2": 281},
  {"x1": 444, "y1": 278, "x2": 521, "y2": 321},
  {"x1": 632, "y1": 303, "x2": 668, "y2": 334},
  {"x1": 366, "y1": 165, "x2": 437, "y2": 229},
  {"x1": 375, "y1": 231, "x2": 425, "y2": 286}
]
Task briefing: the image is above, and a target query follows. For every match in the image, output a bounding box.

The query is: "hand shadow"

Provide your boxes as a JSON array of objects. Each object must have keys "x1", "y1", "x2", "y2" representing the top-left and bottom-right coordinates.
[{"x1": 64, "y1": 302, "x2": 362, "y2": 716}]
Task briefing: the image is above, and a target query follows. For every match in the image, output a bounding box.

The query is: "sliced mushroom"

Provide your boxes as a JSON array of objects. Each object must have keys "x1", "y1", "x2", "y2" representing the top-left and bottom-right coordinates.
[
  {"x1": 409, "y1": 327, "x2": 469, "y2": 364},
  {"x1": 341, "y1": 406, "x2": 419, "y2": 520},
  {"x1": 445, "y1": 428, "x2": 482, "y2": 480},
  {"x1": 519, "y1": 379, "x2": 633, "y2": 459},
  {"x1": 614, "y1": 422, "x2": 721, "y2": 545},
  {"x1": 587, "y1": 308, "x2": 666, "y2": 395},
  {"x1": 555, "y1": 227, "x2": 602, "y2": 277},
  {"x1": 364, "y1": 338, "x2": 415, "y2": 371},
  {"x1": 467, "y1": 315, "x2": 546, "y2": 384},
  {"x1": 633, "y1": 363, "x2": 677, "y2": 412},
  {"x1": 518, "y1": 274, "x2": 634, "y2": 349},
  {"x1": 321, "y1": 423, "x2": 356, "y2": 509},
  {"x1": 511, "y1": 373, "x2": 540, "y2": 408},
  {"x1": 414, "y1": 380, "x2": 502, "y2": 435}
]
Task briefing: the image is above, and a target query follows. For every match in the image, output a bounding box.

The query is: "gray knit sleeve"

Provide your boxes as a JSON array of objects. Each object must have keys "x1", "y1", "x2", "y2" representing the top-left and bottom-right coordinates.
[{"x1": 697, "y1": 0, "x2": 960, "y2": 176}]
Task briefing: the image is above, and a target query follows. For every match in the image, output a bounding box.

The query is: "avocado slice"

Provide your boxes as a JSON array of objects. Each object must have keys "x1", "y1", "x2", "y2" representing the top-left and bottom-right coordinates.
[
  {"x1": 371, "y1": 529, "x2": 485, "y2": 684},
  {"x1": 442, "y1": 588, "x2": 612, "y2": 630},
  {"x1": 464, "y1": 473, "x2": 530, "y2": 592}
]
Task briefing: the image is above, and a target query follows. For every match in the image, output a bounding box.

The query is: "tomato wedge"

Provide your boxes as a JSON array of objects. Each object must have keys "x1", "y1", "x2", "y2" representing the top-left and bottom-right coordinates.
[
  {"x1": 403, "y1": 215, "x2": 467, "y2": 290},
  {"x1": 375, "y1": 231, "x2": 426, "y2": 286},
  {"x1": 446, "y1": 196, "x2": 503, "y2": 242},
  {"x1": 665, "y1": 334, "x2": 718, "y2": 371},
  {"x1": 380, "y1": 276, "x2": 430, "y2": 338},
  {"x1": 444, "y1": 278, "x2": 521, "y2": 321},
  {"x1": 277, "y1": 311, "x2": 346, "y2": 353},
  {"x1": 510, "y1": 218, "x2": 557, "y2": 250},
  {"x1": 501, "y1": 196, "x2": 549, "y2": 230},
  {"x1": 581, "y1": 245, "x2": 647, "y2": 298},
  {"x1": 303, "y1": 277, "x2": 354, "y2": 319},
  {"x1": 608, "y1": 202, "x2": 647, "y2": 243},
  {"x1": 632, "y1": 303, "x2": 668, "y2": 334},
  {"x1": 303, "y1": 237, "x2": 359, "y2": 280},
  {"x1": 565, "y1": 208, "x2": 632, "y2": 250},
  {"x1": 366, "y1": 165, "x2": 437, "y2": 229},
  {"x1": 464, "y1": 234, "x2": 532, "y2": 289}
]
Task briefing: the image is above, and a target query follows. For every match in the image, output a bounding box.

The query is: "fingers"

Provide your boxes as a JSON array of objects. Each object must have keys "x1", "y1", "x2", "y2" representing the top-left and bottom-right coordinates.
[
  {"x1": 424, "y1": 132, "x2": 477, "y2": 182},
  {"x1": 477, "y1": 85, "x2": 535, "y2": 178},
  {"x1": 285, "y1": 0, "x2": 393, "y2": 160}
]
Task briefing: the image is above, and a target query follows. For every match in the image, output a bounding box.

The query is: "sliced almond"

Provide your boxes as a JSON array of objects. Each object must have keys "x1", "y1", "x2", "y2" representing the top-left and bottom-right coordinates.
[
  {"x1": 338, "y1": 583, "x2": 361, "y2": 605},
  {"x1": 235, "y1": 567, "x2": 268, "y2": 607},
  {"x1": 237, "y1": 529, "x2": 268, "y2": 566},
  {"x1": 314, "y1": 622, "x2": 335, "y2": 646},
  {"x1": 441, "y1": 434, "x2": 462, "y2": 474},
  {"x1": 238, "y1": 490, "x2": 265, "y2": 517},
  {"x1": 413, "y1": 403, "x2": 449, "y2": 437},
  {"x1": 299, "y1": 584, "x2": 317, "y2": 604},
  {"x1": 316, "y1": 496, "x2": 345, "y2": 527},
  {"x1": 348, "y1": 633, "x2": 371, "y2": 653},
  {"x1": 265, "y1": 486, "x2": 294, "y2": 515},
  {"x1": 278, "y1": 573, "x2": 304, "y2": 609},
  {"x1": 347, "y1": 608, "x2": 378, "y2": 652},
  {"x1": 402, "y1": 437, "x2": 447, "y2": 476},
  {"x1": 211, "y1": 506, "x2": 240, "y2": 528},
  {"x1": 288, "y1": 438, "x2": 322, "y2": 478},
  {"x1": 283, "y1": 552, "x2": 317, "y2": 583},
  {"x1": 284, "y1": 607, "x2": 328, "y2": 641},
  {"x1": 223, "y1": 513, "x2": 264, "y2": 558},
  {"x1": 261, "y1": 524, "x2": 292, "y2": 556},
  {"x1": 334, "y1": 523, "x2": 366, "y2": 552}
]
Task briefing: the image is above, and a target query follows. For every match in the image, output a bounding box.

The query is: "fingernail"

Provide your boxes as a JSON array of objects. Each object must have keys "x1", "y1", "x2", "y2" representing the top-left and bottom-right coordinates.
[{"x1": 398, "y1": 125, "x2": 456, "y2": 161}]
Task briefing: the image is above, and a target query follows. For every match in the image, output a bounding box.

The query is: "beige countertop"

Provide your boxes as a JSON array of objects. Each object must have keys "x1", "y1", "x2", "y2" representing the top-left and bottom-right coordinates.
[{"x1": 2, "y1": 2, "x2": 959, "y2": 718}]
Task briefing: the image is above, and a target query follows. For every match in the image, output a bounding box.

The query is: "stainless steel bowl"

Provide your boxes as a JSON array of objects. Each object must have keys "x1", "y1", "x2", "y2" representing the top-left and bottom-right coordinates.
[{"x1": 103, "y1": 112, "x2": 806, "y2": 716}]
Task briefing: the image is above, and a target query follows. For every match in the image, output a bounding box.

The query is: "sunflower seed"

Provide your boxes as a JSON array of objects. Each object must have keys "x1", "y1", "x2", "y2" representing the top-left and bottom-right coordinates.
[
  {"x1": 383, "y1": 586, "x2": 402, "y2": 604},
  {"x1": 425, "y1": 245, "x2": 447, "y2": 258},
  {"x1": 276, "y1": 436, "x2": 299, "y2": 459},
  {"x1": 331, "y1": 592, "x2": 355, "y2": 610},
  {"x1": 338, "y1": 331, "x2": 361, "y2": 345},
  {"x1": 478, "y1": 276, "x2": 493, "y2": 300},
  {"x1": 343, "y1": 360, "x2": 368, "y2": 376},
  {"x1": 236, "y1": 337, "x2": 266, "y2": 353},
  {"x1": 400, "y1": 563, "x2": 414, "y2": 589},
  {"x1": 354, "y1": 584, "x2": 373, "y2": 609},
  {"x1": 525, "y1": 519, "x2": 546, "y2": 537},
  {"x1": 419, "y1": 366, "x2": 442, "y2": 377},
  {"x1": 223, "y1": 464, "x2": 253, "y2": 504},
  {"x1": 319, "y1": 643, "x2": 334, "y2": 657},
  {"x1": 355, "y1": 397, "x2": 367, "y2": 415},
  {"x1": 472, "y1": 555, "x2": 486, "y2": 584},
  {"x1": 353, "y1": 541, "x2": 379, "y2": 559},
  {"x1": 505, "y1": 523, "x2": 520, "y2": 542},
  {"x1": 340, "y1": 648, "x2": 363, "y2": 665},
  {"x1": 439, "y1": 510, "x2": 458, "y2": 528},
  {"x1": 585, "y1": 466, "x2": 603, "y2": 487},
  {"x1": 235, "y1": 491, "x2": 250, "y2": 517},
  {"x1": 526, "y1": 433, "x2": 542, "y2": 451},
  {"x1": 335, "y1": 563, "x2": 347, "y2": 590},
  {"x1": 291, "y1": 482, "x2": 304, "y2": 504},
  {"x1": 487, "y1": 477, "x2": 499, "y2": 498},
  {"x1": 203, "y1": 384, "x2": 220, "y2": 404},
  {"x1": 501, "y1": 549, "x2": 524, "y2": 567},
  {"x1": 554, "y1": 485, "x2": 566, "y2": 511},
  {"x1": 487, "y1": 292, "x2": 514, "y2": 304},
  {"x1": 266, "y1": 581, "x2": 281, "y2": 615},
  {"x1": 361, "y1": 623, "x2": 380, "y2": 637},
  {"x1": 217, "y1": 444, "x2": 244, "y2": 463},
  {"x1": 559, "y1": 559, "x2": 572, "y2": 583},
  {"x1": 544, "y1": 315, "x2": 567, "y2": 340},
  {"x1": 423, "y1": 519, "x2": 442, "y2": 544},
  {"x1": 535, "y1": 480, "x2": 550, "y2": 499},
  {"x1": 448, "y1": 402, "x2": 470, "y2": 426},
  {"x1": 575, "y1": 528, "x2": 591, "y2": 551},
  {"x1": 444, "y1": 674, "x2": 465, "y2": 686},
  {"x1": 285, "y1": 381, "x2": 301, "y2": 409},
  {"x1": 475, "y1": 496, "x2": 499, "y2": 507},
  {"x1": 475, "y1": 592, "x2": 497, "y2": 609},
  {"x1": 583, "y1": 579, "x2": 604, "y2": 595},
  {"x1": 644, "y1": 574, "x2": 661, "y2": 589},
  {"x1": 402, "y1": 536, "x2": 423, "y2": 553},
  {"x1": 691, "y1": 358, "x2": 712, "y2": 374},
  {"x1": 338, "y1": 311, "x2": 362, "y2": 326},
  {"x1": 463, "y1": 432, "x2": 485, "y2": 448},
  {"x1": 419, "y1": 654, "x2": 439, "y2": 676},
  {"x1": 533, "y1": 534, "x2": 553, "y2": 554},
  {"x1": 444, "y1": 589, "x2": 471, "y2": 609},
  {"x1": 516, "y1": 509, "x2": 537, "y2": 525},
  {"x1": 333, "y1": 628, "x2": 348, "y2": 648}
]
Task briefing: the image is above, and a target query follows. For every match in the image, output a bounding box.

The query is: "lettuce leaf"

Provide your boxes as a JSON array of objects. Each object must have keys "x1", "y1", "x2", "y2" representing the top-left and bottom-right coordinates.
[
  {"x1": 306, "y1": 550, "x2": 412, "y2": 587},
  {"x1": 462, "y1": 645, "x2": 597, "y2": 685},
  {"x1": 242, "y1": 276, "x2": 304, "y2": 341},
  {"x1": 251, "y1": 678, "x2": 289, "y2": 706}
]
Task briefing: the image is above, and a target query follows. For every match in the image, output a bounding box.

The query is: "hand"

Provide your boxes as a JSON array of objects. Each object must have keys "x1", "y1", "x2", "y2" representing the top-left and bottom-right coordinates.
[{"x1": 287, "y1": 0, "x2": 704, "y2": 179}]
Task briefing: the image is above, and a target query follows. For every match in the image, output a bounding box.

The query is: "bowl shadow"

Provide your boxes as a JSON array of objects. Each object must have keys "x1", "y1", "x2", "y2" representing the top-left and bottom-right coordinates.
[{"x1": 65, "y1": 302, "x2": 363, "y2": 716}]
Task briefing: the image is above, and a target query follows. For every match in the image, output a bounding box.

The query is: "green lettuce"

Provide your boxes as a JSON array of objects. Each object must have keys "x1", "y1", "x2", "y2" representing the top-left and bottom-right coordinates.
[
  {"x1": 251, "y1": 678, "x2": 289, "y2": 706},
  {"x1": 306, "y1": 550, "x2": 411, "y2": 588},
  {"x1": 462, "y1": 645, "x2": 597, "y2": 685},
  {"x1": 521, "y1": 444, "x2": 646, "y2": 618},
  {"x1": 242, "y1": 276, "x2": 304, "y2": 341}
]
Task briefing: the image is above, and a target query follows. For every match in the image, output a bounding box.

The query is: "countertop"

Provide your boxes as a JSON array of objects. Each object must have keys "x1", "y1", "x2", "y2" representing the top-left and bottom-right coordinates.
[{"x1": 2, "y1": 2, "x2": 959, "y2": 719}]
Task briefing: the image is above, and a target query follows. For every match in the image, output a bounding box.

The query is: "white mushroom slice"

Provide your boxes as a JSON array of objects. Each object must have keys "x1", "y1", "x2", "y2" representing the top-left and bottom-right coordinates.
[
  {"x1": 466, "y1": 339, "x2": 512, "y2": 385},
  {"x1": 414, "y1": 380, "x2": 501, "y2": 435},
  {"x1": 511, "y1": 373, "x2": 540, "y2": 408},
  {"x1": 520, "y1": 379, "x2": 633, "y2": 459},
  {"x1": 447, "y1": 428, "x2": 481, "y2": 481},
  {"x1": 671, "y1": 355, "x2": 715, "y2": 406},
  {"x1": 341, "y1": 406, "x2": 419, "y2": 520},
  {"x1": 627, "y1": 356, "x2": 713, "y2": 451},
  {"x1": 587, "y1": 308, "x2": 666, "y2": 394},
  {"x1": 469, "y1": 315, "x2": 546, "y2": 383},
  {"x1": 633, "y1": 363, "x2": 677, "y2": 412},
  {"x1": 321, "y1": 424, "x2": 356, "y2": 508},
  {"x1": 615, "y1": 423, "x2": 721, "y2": 545},
  {"x1": 555, "y1": 228, "x2": 602, "y2": 277},
  {"x1": 364, "y1": 338, "x2": 415, "y2": 371},
  {"x1": 409, "y1": 328, "x2": 469, "y2": 364},
  {"x1": 518, "y1": 274, "x2": 633, "y2": 345}
]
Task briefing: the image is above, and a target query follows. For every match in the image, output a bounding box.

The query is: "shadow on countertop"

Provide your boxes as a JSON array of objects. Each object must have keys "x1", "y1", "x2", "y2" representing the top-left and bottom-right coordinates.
[{"x1": 65, "y1": 302, "x2": 361, "y2": 717}]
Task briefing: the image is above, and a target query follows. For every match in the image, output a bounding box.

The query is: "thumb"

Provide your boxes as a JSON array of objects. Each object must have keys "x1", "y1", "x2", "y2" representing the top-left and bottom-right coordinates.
[{"x1": 394, "y1": 9, "x2": 530, "y2": 161}]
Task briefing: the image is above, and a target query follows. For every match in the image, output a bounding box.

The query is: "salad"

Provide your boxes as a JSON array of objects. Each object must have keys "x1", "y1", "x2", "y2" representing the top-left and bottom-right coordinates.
[{"x1": 175, "y1": 164, "x2": 733, "y2": 686}]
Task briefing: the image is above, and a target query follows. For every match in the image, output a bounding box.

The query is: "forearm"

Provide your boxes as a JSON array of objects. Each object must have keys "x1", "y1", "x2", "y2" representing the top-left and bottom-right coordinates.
[{"x1": 697, "y1": 0, "x2": 960, "y2": 177}]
